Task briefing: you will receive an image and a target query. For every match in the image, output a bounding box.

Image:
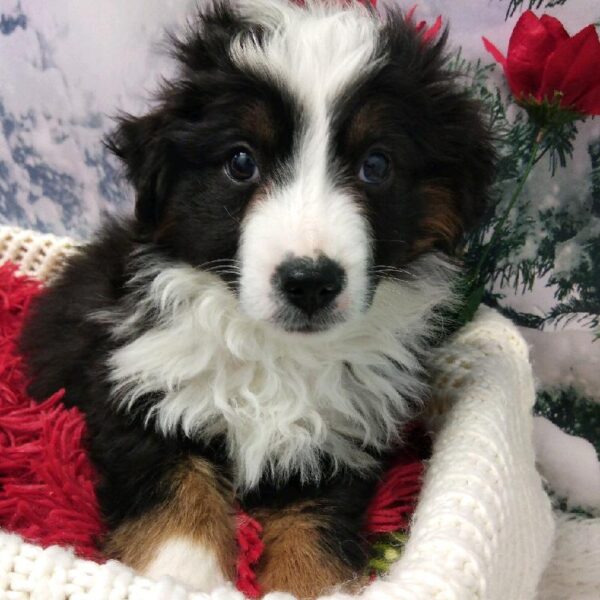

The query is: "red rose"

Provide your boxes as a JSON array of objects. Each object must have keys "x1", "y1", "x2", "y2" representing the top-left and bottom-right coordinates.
[{"x1": 483, "y1": 11, "x2": 600, "y2": 116}]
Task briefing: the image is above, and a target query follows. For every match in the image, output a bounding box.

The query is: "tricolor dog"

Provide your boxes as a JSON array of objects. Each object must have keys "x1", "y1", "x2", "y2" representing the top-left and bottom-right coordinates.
[{"x1": 20, "y1": 1, "x2": 495, "y2": 597}]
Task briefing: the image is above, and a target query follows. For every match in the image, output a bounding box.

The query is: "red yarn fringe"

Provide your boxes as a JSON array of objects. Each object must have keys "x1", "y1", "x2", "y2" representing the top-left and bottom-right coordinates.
[
  {"x1": 0, "y1": 261, "x2": 425, "y2": 595},
  {"x1": 236, "y1": 511, "x2": 264, "y2": 598},
  {"x1": 366, "y1": 458, "x2": 424, "y2": 535},
  {"x1": 0, "y1": 262, "x2": 104, "y2": 559}
]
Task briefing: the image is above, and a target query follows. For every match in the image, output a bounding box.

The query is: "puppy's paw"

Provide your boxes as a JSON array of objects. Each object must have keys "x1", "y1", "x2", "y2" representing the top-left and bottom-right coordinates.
[
  {"x1": 143, "y1": 536, "x2": 229, "y2": 592},
  {"x1": 258, "y1": 556, "x2": 362, "y2": 600},
  {"x1": 254, "y1": 507, "x2": 364, "y2": 599}
]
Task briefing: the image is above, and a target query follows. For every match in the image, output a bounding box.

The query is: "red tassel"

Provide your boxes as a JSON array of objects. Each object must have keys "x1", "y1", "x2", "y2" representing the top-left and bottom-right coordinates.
[
  {"x1": 236, "y1": 510, "x2": 264, "y2": 598},
  {"x1": 366, "y1": 459, "x2": 424, "y2": 535}
]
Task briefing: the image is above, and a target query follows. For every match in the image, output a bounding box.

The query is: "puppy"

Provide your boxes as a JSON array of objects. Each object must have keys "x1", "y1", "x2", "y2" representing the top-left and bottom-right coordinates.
[{"x1": 19, "y1": 1, "x2": 495, "y2": 597}]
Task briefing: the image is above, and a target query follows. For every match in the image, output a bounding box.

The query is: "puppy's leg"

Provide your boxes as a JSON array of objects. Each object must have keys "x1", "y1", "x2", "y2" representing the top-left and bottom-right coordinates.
[
  {"x1": 250, "y1": 476, "x2": 376, "y2": 600},
  {"x1": 104, "y1": 457, "x2": 236, "y2": 592},
  {"x1": 252, "y1": 504, "x2": 364, "y2": 599}
]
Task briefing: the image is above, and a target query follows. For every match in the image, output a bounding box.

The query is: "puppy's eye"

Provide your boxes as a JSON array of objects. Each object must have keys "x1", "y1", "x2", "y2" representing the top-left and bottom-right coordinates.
[
  {"x1": 358, "y1": 152, "x2": 390, "y2": 184},
  {"x1": 226, "y1": 149, "x2": 259, "y2": 183}
]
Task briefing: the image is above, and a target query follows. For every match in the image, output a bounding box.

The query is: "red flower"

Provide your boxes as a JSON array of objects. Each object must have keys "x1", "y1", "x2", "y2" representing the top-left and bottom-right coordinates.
[{"x1": 483, "y1": 11, "x2": 600, "y2": 116}]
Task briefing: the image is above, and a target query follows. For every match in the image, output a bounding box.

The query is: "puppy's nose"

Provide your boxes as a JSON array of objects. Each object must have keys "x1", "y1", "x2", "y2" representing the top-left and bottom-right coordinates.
[{"x1": 277, "y1": 257, "x2": 345, "y2": 316}]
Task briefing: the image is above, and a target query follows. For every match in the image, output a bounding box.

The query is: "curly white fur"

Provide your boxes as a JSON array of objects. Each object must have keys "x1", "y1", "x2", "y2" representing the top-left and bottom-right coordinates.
[{"x1": 104, "y1": 253, "x2": 456, "y2": 489}]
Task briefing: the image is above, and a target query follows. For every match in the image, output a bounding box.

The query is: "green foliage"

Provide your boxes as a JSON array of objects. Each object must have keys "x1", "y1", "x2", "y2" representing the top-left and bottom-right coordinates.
[
  {"x1": 547, "y1": 491, "x2": 597, "y2": 518},
  {"x1": 535, "y1": 387, "x2": 600, "y2": 455},
  {"x1": 545, "y1": 141, "x2": 600, "y2": 330},
  {"x1": 368, "y1": 532, "x2": 409, "y2": 575},
  {"x1": 537, "y1": 120, "x2": 579, "y2": 175},
  {"x1": 590, "y1": 140, "x2": 600, "y2": 212},
  {"x1": 448, "y1": 43, "x2": 600, "y2": 465},
  {"x1": 482, "y1": 291, "x2": 545, "y2": 328}
]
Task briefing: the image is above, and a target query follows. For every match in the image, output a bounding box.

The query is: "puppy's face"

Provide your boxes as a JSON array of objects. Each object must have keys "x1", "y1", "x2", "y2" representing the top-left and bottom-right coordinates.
[{"x1": 109, "y1": 1, "x2": 495, "y2": 333}]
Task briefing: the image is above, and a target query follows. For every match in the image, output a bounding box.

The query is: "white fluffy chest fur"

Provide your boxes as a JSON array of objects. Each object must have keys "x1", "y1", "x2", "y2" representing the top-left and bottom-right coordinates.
[{"x1": 103, "y1": 254, "x2": 455, "y2": 489}]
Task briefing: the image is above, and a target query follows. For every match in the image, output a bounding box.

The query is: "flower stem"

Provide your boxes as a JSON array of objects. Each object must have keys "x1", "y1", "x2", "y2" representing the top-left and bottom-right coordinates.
[{"x1": 472, "y1": 129, "x2": 542, "y2": 285}]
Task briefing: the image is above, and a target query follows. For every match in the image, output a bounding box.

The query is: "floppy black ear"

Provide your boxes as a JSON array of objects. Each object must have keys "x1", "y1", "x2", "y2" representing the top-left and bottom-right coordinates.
[
  {"x1": 105, "y1": 112, "x2": 175, "y2": 226},
  {"x1": 414, "y1": 99, "x2": 497, "y2": 254},
  {"x1": 414, "y1": 35, "x2": 497, "y2": 233},
  {"x1": 436, "y1": 92, "x2": 497, "y2": 232},
  {"x1": 382, "y1": 13, "x2": 497, "y2": 242},
  {"x1": 104, "y1": 5, "x2": 253, "y2": 227}
]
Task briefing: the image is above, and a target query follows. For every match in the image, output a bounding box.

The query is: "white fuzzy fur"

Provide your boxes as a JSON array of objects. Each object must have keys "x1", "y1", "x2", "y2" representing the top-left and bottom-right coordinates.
[
  {"x1": 231, "y1": 0, "x2": 384, "y2": 323},
  {"x1": 143, "y1": 537, "x2": 227, "y2": 591},
  {"x1": 105, "y1": 254, "x2": 456, "y2": 489}
]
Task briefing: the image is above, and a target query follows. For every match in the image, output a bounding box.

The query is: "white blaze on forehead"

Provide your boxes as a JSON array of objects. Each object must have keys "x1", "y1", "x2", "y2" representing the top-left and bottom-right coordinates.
[
  {"x1": 229, "y1": 0, "x2": 385, "y2": 321},
  {"x1": 231, "y1": 0, "x2": 383, "y2": 104}
]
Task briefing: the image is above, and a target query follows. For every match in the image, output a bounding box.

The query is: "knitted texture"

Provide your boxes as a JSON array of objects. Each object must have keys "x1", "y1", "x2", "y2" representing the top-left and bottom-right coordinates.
[
  {"x1": 0, "y1": 256, "x2": 269, "y2": 595},
  {"x1": 0, "y1": 227, "x2": 78, "y2": 283},
  {"x1": 236, "y1": 513, "x2": 264, "y2": 598},
  {"x1": 0, "y1": 225, "x2": 571, "y2": 600}
]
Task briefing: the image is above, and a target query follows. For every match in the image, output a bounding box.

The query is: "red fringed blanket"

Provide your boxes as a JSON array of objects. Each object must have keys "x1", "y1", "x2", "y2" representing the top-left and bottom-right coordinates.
[{"x1": 0, "y1": 262, "x2": 425, "y2": 597}]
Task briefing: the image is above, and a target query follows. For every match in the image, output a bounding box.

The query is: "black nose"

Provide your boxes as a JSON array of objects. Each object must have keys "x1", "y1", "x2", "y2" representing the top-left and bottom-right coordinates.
[{"x1": 277, "y1": 256, "x2": 346, "y2": 316}]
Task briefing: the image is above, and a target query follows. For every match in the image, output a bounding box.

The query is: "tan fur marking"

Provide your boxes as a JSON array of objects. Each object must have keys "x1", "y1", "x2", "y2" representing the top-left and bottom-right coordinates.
[
  {"x1": 104, "y1": 457, "x2": 236, "y2": 581},
  {"x1": 345, "y1": 102, "x2": 386, "y2": 149},
  {"x1": 241, "y1": 101, "x2": 277, "y2": 146},
  {"x1": 253, "y1": 504, "x2": 364, "y2": 600},
  {"x1": 153, "y1": 211, "x2": 177, "y2": 243},
  {"x1": 413, "y1": 184, "x2": 463, "y2": 255}
]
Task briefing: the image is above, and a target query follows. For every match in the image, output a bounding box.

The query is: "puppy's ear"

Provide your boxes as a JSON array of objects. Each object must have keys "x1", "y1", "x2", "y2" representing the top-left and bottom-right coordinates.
[
  {"x1": 105, "y1": 113, "x2": 174, "y2": 226},
  {"x1": 414, "y1": 36, "x2": 496, "y2": 237},
  {"x1": 104, "y1": 6, "x2": 248, "y2": 227},
  {"x1": 412, "y1": 37, "x2": 497, "y2": 248},
  {"x1": 436, "y1": 94, "x2": 497, "y2": 233},
  {"x1": 415, "y1": 106, "x2": 496, "y2": 254},
  {"x1": 383, "y1": 15, "x2": 497, "y2": 252},
  {"x1": 415, "y1": 94, "x2": 496, "y2": 256}
]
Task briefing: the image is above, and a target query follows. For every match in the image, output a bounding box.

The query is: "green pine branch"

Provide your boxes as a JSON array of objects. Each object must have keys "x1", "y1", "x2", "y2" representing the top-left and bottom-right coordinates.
[
  {"x1": 590, "y1": 141, "x2": 600, "y2": 214},
  {"x1": 544, "y1": 297, "x2": 600, "y2": 329},
  {"x1": 482, "y1": 291, "x2": 545, "y2": 328}
]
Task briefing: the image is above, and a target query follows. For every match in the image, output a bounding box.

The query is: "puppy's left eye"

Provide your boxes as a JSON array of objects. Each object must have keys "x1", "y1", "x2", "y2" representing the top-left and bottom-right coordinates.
[
  {"x1": 226, "y1": 149, "x2": 260, "y2": 183},
  {"x1": 359, "y1": 152, "x2": 390, "y2": 184}
]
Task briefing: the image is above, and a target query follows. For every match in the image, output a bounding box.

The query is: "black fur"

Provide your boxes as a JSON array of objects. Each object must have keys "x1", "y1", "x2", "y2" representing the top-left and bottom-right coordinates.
[
  {"x1": 19, "y1": 3, "x2": 496, "y2": 592},
  {"x1": 105, "y1": 6, "x2": 298, "y2": 272},
  {"x1": 333, "y1": 17, "x2": 496, "y2": 268}
]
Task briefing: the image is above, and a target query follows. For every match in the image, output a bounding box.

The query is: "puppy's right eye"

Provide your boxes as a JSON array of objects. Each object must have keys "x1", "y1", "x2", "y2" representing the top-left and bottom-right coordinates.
[
  {"x1": 358, "y1": 151, "x2": 390, "y2": 185},
  {"x1": 225, "y1": 149, "x2": 259, "y2": 183}
]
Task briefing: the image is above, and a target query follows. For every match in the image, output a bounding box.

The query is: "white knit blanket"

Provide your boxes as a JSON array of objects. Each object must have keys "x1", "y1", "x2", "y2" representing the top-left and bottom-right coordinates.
[{"x1": 0, "y1": 225, "x2": 597, "y2": 600}]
